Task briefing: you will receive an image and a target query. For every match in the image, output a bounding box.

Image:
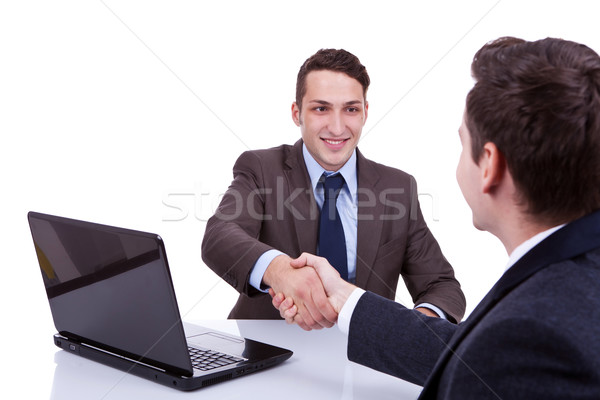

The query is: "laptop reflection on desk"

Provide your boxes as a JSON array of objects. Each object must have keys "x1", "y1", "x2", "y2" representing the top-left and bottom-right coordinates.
[{"x1": 28, "y1": 211, "x2": 292, "y2": 391}]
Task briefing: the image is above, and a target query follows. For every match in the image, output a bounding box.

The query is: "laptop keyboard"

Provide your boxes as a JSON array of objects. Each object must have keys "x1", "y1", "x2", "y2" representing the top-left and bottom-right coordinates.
[{"x1": 188, "y1": 346, "x2": 245, "y2": 371}]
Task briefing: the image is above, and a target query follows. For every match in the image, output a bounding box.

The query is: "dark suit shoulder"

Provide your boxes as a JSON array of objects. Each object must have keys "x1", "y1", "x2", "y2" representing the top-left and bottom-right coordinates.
[
  {"x1": 443, "y1": 309, "x2": 600, "y2": 399},
  {"x1": 362, "y1": 156, "x2": 412, "y2": 177},
  {"x1": 489, "y1": 252, "x2": 600, "y2": 332},
  {"x1": 232, "y1": 144, "x2": 297, "y2": 187},
  {"x1": 236, "y1": 143, "x2": 298, "y2": 169},
  {"x1": 441, "y1": 255, "x2": 600, "y2": 399},
  {"x1": 444, "y1": 252, "x2": 600, "y2": 396},
  {"x1": 357, "y1": 151, "x2": 415, "y2": 187},
  {"x1": 509, "y1": 249, "x2": 600, "y2": 326}
]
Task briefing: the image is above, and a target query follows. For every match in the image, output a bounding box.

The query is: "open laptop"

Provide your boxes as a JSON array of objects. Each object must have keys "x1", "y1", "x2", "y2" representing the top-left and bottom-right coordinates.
[{"x1": 28, "y1": 211, "x2": 292, "y2": 391}]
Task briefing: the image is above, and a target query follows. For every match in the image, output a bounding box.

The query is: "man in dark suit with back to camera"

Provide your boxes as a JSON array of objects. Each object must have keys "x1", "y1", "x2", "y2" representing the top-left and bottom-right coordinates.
[
  {"x1": 274, "y1": 37, "x2": 600, "y2": 398},
  {"x1": 201, "y1": 48, "x2": 466, "y2": 329}
]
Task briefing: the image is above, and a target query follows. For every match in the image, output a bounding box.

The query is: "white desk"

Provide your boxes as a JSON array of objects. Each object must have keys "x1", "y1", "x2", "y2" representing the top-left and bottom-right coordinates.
[{"x1": 48, "y1": 320, "x2": 422, "y2": 399}]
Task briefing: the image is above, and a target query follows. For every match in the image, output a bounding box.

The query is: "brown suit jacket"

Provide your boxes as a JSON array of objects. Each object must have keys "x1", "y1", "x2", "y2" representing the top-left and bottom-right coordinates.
[{"x1": 201, "y1": 140, "x2": 466, "y2": 322}]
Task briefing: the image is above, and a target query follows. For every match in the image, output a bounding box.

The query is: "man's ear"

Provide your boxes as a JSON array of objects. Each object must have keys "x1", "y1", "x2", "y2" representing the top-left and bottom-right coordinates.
[
  {"x1": 291, "y1": 102, "x2": 301, "y2": 127},
  {"x1": 481, "y1": 142, "x2": 506, "y2": 194}
]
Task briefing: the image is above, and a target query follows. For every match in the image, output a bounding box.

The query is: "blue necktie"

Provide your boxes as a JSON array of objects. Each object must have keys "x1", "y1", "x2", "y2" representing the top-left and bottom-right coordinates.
[{"x1": 318, "y1": 173, "x2": 348, "y2": 280}]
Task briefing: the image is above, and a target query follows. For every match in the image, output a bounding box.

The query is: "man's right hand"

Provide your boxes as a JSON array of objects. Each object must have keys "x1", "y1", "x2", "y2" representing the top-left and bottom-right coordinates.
[
  {"x1": 263, "y1": 254, "x2": 337, "y2": 330},
  {"x1": 291, "y1": 253, "x2": 356, "y2": 314},
  {"x1": 270, "y1": 253, "x2": 357, "y2": 329}
]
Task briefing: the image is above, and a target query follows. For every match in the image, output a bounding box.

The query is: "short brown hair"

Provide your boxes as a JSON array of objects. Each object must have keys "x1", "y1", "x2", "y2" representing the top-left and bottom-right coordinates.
[
  {"x1": 295, "y1": 49, "x2": 370, "y2": 110},
  {"x1": 466, "y1": 37, "x2": 600, "y2": 225}
]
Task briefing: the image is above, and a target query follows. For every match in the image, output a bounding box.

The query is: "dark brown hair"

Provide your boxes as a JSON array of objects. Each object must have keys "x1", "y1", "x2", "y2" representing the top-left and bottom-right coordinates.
[
  {"x1": 295, "y1": 49, "x2": 370, "y2": 110},
  {"x1": 466, "y1": 37, "x2": 600, "y2": 225}
]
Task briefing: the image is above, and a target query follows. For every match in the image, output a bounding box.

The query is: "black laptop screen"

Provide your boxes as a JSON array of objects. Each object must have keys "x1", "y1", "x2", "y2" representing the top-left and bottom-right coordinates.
[{"x1": 28, "y1": 212, "x2": 193, "y2": 376}]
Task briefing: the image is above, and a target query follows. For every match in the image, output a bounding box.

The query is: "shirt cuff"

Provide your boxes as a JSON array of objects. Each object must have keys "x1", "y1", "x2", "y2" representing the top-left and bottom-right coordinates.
[
  {"x1": 415, "y1": 303, "x2": 447, "y2": 320},
  {"x1": 249, "y1": 249, "x2": 285, "y2": 293},
  {"x1": 337, "y1": 288, "x2": 366, "y2": 335}
]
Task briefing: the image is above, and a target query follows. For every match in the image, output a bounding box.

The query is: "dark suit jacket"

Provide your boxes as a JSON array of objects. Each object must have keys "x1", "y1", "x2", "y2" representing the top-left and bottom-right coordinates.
[
  {"x1": 202, "y1": 140, "x2": 466, "y2": 322},
  {"x1": 348, "y1": 209, "x2": 600, "y2": 399}
]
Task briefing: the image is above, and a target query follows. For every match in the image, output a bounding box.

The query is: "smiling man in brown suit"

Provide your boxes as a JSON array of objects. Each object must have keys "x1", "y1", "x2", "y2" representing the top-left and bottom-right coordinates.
[{"x1": 201, "y1": 49, "x2": 465, "y2": 329}]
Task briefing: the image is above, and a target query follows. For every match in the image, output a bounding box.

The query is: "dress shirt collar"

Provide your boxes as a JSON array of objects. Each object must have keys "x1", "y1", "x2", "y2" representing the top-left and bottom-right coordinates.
[
  {"x1": 302, "y1": 143, "x2": 358, "y2": 202},
  {"x1": 505, "y1": 223, "x2": 566, "y2": 271}
]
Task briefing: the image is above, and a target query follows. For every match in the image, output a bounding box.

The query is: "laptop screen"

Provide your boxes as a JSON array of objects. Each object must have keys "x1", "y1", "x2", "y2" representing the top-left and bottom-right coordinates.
[{"x1": 28, "y1": 212, "x2": 193, "y2": 376}]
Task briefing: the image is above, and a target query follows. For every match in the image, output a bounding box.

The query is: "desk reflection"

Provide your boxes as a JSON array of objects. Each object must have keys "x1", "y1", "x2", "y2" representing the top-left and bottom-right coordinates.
[{"x1": 50, "y1": 320, "x2": 422, "y2": 400}]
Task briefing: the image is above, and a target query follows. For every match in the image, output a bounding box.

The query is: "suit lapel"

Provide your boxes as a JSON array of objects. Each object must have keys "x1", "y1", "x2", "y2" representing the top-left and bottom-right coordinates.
[
  {"x1": 419, "y1": 209, "x2": 600, "y2": 398},
  {"x1": 355, "y1": 150, "x2": 384, "y2": 288},
  {"x1": 283, "y1": 140, "x2": 319, "y2": 255}
]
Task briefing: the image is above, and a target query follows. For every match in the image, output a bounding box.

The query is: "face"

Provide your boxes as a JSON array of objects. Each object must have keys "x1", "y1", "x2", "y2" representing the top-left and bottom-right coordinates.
[
  {"x1": 456, "y1": 111, "x2": 486, "y2": 230},
  {"x1": 292, "y1": 70, "x2": 368, "y2": 171}
]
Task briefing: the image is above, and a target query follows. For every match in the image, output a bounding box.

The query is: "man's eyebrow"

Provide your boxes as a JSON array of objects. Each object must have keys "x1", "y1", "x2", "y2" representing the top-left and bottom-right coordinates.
[
  {"x1": 306, "y1": 99, "x2": 363, "y2": 106},
  {"x1": 344, "y1": 100, "x2": 363, "y2": 106},
  {"x1": 307, "y1": 100, "x2": 333, "y2": 106}
]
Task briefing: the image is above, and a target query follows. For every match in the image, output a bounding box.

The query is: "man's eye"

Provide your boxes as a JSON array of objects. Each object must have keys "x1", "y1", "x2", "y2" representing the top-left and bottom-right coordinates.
[
  {"x1": 314, "y1": 106, "x2": 327, "y2": 112},
  {"x1": 347, "y1": 107, "x2": 359, "y2": 112}
]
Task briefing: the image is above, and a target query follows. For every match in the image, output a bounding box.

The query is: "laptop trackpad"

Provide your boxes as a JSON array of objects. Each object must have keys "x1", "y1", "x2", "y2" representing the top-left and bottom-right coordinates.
[{"x1": 188, "y1": 332, "x2": 245, "y2": 355}]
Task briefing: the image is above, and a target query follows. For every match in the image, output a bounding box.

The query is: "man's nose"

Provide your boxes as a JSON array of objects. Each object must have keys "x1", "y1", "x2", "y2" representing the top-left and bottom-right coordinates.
[{"x1": 328, "y1": 112, "x2": 345, "y2": 136}]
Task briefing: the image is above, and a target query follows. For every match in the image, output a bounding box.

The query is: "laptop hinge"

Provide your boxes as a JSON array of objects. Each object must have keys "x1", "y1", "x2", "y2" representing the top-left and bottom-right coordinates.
[{"x1": 81, "y1": 342, "x2": 168, "y2": 373}]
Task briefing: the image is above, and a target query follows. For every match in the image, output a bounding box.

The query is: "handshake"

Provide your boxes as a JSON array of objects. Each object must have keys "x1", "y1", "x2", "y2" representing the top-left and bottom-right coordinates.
[
  {"x1": 265, "y1": 253, "x2": 441, "y2": 330},
  {"x1": 264, "y1": 253, "x2": 357, "y2": 331}
]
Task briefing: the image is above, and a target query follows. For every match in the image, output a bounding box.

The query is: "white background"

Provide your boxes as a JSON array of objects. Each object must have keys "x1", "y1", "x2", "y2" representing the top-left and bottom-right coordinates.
[{"x1": 1, "y1": 0, "x2": 598, "y2": 397}]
